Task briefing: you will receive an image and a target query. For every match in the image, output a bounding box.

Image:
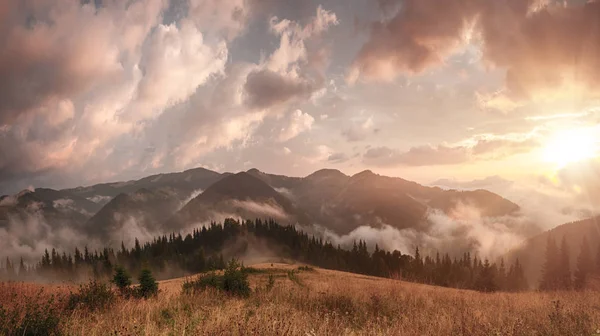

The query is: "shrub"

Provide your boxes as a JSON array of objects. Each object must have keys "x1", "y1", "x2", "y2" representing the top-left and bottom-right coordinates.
[
  {"x1": 182, "y1": 272, "x2": 223, "y2": 294},
  {"x1": 183, "y1": 258, "x2": 251, "y2": 297},
  {"x1": 297, "y1": 266, "x2": 315, "y2": 272},
  {"x1": 137, "y1": 269, "x2": 159, "y2": 299},
  {"x1": 67, "y1": 280, "x2": 115, "y2": 312},
  {"x1": 223, "y1": 259, "x2": 251, "y2": 297},
  {"x1": 111, "y1": 266, "x2": 132, "y2": 292}
]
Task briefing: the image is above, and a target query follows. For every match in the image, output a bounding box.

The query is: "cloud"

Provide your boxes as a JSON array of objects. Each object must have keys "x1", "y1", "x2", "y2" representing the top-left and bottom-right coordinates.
[
  {"x1": 0, "y1": 0, "x2": 233, "y2": 191},
  {"x1": 277, "y1": 109, "x2": 315, "y2": 142},
  {"x1": 229, "y1": 200, "x2": 289, "y2": 220},
  {"x1": 471, "y1": 137, "x2": 539, "y2": 157},
  {"x1": 554, "y1": 158, "x2": 600, "y2": 206},
  {"x1": 313, "y1": 201, "x2": 539, "y2": 260},
  {"x1": 342, "y1": 116, "x2": 376, "y2": 142},
  {"x1": 327, "y1": 152, "x2": 350, "y2": 163},
  {"x1": 363, "y1": 135, "x2": 539, "y2": 167},
  {"x1": 364, "y1": 145, "x2": 469, "y2": 167},
  {"x1": 244, "y1": 69, "x2": 317, "y2": 109},
  {"x1": 351, "y1": 0, "x2": 600, "y2": 103},
  {"x1": 243, "y1": 5, "x2": 338, "y2": 110}
]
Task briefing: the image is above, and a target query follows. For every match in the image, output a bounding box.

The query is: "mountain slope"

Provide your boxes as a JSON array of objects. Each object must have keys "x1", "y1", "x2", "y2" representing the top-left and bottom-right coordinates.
[
  {"x1": 84, "y1": 188, "x2": 182, "y2": 245},
  {"x1": 245, "y1": 169, "x2": 521, "y2": 234},
  {"x1": 0, "y1": 188, "x2": 100, "y2": 230},
  {"x1": 62, "y1": 167, "x2": 224, "y2": 206},
  {"x1": 506, "y1": 216, "x2": 600, "y2": 287},
  {"x1": 171, "y1": 172, "x2": 309, "y2": 228}
]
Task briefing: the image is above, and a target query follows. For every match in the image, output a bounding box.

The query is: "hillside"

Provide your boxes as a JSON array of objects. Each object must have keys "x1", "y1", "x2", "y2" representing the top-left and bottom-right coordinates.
[
  {"x1": 3, "y1": 264, "x2": 599, "y2": 335},
  {"x1": 170, "y1": 172, "x2": 311, "y2": 228},
  {"x1": 246, "y1": 168, "x2": 521, "y2": 234},
  {"x1": 62, "y1": 167, "x2": 224, "y2": 204},
  {"x1": 507, "y1": 216, "x2": 600, "y2": 286},
  {"x1": 0, "y1": 188, "x2": 99, "y2": 229},
  {"x1": 84, "y1": 188, "x2": 182, "y2": 246}
]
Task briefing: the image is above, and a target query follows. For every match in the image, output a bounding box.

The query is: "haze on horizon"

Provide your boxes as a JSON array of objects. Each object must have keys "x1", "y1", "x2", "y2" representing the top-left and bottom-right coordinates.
[{"x1": 1, "y1": 0, "x2": 600, "y2": 216}]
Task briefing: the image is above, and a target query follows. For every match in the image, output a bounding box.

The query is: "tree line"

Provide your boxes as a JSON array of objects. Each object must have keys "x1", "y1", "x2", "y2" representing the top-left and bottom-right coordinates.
[
  {"x1": 0, "y1": 218, "x2": 528, "y2": 292},
  {"x1": 539, "y1": 235, "x2": 600, "y2": 291}
]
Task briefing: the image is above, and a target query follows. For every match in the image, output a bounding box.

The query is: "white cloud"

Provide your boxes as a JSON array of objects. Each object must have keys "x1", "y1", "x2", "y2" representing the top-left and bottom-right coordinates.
[{"x1": 278, "y1": 109, "x2": 315, "y2": 142}]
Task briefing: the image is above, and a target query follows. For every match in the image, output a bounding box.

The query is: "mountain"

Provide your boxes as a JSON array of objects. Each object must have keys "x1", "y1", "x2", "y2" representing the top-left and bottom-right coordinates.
[
  {"x1": 84, "y1": 188, "x2": 182, "y2": 245},
  {"x1": 170, "y1": 172, "x2": 310, "y2": 228},
  {"x1": 506, "y1": 216, "x2": 600, "y2": 287},
  {"x1": 244, "y1": 169, "x2": 520, "y2": 234},
  {"x1": 0, "y1": 188, "x2": 102, "y2": 230},
  {"x1": 62, "y1": 167, "x2": 224, "y2": 205},
  {"x1": 2, "y1": 165, "x2": 524, "y2": 260}
]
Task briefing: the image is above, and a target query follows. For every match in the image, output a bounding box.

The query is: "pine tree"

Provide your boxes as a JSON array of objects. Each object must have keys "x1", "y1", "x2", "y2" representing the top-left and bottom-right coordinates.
[
  {"x1": 540, "y1": 235, "x2": 559, "y2": 291},
  {"x1": 558, "y1": 236, "x2": 571, "y2": 290},
  {"x1": 112, "y1": 265, "x2": 132, "y2": 291},
  {"x1": 497, "y1": 258, "x2": 506, "y2": 290},
  {"x1": 5, "y1": 258, "x2": 14, "y2": 280},
  {"x1": 18, "y1": 258, "x2": 26, "y2": 278},
  {"x1": 574, "y1": 237, "x2": 593, "y2": 290},
  {"x1": 138, "y1": 269, "x2": 158, "y2": 298},
  {"x1": 474, "y1": 259, "x2": 497, "y2": 292}
]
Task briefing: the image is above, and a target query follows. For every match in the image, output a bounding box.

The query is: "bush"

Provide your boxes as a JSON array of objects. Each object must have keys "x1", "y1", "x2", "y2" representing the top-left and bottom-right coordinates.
[
  {"x1": 183, "y1": 258, "x2": 251, "y2": 297},
  {"x1": 67, "y1": 280, "x2": 115, "y2": 312},
  {"x1": 111, "y1": 266, "x2": 132, "y2": 292},
  {"x1": 297, "y1": 266, "x2": 315, "y2": 272},
  {"x1": 138, "y1": 269, "x2": 159, "y2": 299},
  {"x1": 223, "y1": 259, "x2": 251, "y2": 297}
]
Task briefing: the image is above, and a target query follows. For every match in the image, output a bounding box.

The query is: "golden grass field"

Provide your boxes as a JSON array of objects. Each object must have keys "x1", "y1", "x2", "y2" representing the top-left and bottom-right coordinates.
[{"x1": 2, "y1": 263, "x2": 600, "y2": 336}]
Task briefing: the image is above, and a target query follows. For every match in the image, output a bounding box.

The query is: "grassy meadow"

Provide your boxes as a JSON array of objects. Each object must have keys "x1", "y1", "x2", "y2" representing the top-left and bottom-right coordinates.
[{"x1": 2, "y1": 263, "x2": 600, "y2": 336}]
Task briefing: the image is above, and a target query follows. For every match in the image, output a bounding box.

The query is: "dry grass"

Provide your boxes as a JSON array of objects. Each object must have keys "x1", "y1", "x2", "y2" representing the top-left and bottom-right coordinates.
[{"x1": 2, "y1": 264, "x2": 600, "y2": 336}]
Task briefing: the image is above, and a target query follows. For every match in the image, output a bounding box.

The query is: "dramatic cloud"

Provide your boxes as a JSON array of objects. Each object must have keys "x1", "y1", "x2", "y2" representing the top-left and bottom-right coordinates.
[
  {"x1": 243, "y1": 5, "x2": 338, "y2": 109},
  {"x1": 0, "y1": 1, "x2": 340, "y2": 193},
  {"x1": 0, "y1": 0, "x2": 233, "y2": 191},
  {"x1": 351, "y1": 0, "x2": 600, "y2": 102}
]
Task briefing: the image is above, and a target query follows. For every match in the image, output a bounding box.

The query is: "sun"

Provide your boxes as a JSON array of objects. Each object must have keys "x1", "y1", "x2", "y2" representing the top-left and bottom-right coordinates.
[{"x1": 542, "y1": 128, "x2": 599, "y2": 167}]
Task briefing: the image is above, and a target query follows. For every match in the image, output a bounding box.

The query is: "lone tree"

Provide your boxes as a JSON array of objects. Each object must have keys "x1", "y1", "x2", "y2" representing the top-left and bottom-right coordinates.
[
  {"x1": 112, "y1": 265, "x2": 132, "y2": 292},
  {"x1": 574, "y1": 237, "x2": 593, "y2": 290},
  {"x1": 138, "y1": 269, "x2": 158, "y2": 298}
]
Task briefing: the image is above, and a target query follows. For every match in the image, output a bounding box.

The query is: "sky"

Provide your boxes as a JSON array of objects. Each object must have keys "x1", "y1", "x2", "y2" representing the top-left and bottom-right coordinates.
[{"x1": 1, "y1": 0, "x2": 600, "y2": 201}]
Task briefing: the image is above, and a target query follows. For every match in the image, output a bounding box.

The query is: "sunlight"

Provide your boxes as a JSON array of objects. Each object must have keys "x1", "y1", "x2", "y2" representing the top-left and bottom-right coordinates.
[{"x1": 542, "y1": 128, "x2": 599, "y2": 167}]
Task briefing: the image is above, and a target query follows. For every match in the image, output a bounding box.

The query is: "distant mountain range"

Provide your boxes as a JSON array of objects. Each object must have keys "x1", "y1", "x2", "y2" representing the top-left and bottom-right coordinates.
[
  {"x1": 3, "y1": 166, "x2": 599, "y2": 285},
  {"x1": 0, "y1": 166, "x2": 521, "y2": 241}
]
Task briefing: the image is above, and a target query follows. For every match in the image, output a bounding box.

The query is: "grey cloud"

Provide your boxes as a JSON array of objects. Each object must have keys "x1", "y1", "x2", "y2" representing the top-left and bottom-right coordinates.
[
  {"x1": 244, "y1": 69, "x2": 319, "y2": 109},
  {"x1": 327, "y1": 152, "x2": 349, "y2": 163}
]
